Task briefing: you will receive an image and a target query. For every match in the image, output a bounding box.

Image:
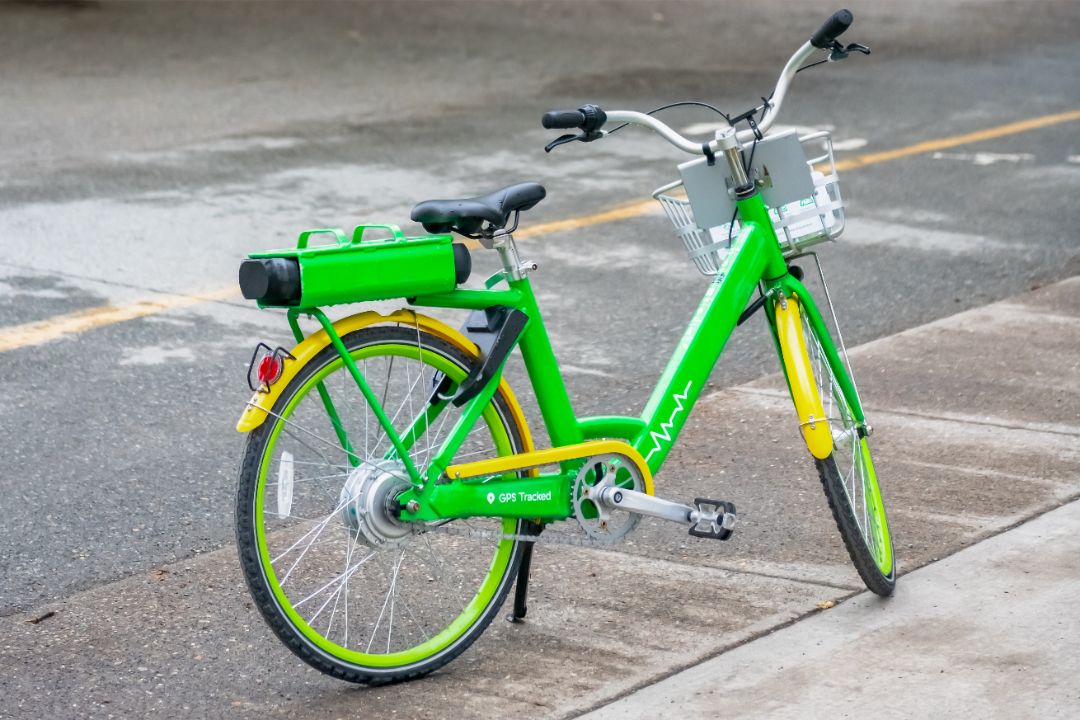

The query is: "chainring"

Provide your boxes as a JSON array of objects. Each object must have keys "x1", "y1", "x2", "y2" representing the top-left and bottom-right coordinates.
[{"x1": 571, "y1": 453, "x2": 644, "y2": 543}]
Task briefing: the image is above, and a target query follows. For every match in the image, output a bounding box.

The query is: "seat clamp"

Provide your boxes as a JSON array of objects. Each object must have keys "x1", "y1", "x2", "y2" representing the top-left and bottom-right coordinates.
[{"x1": 491, "y1": 230, "x2": 529, "y2": 280}]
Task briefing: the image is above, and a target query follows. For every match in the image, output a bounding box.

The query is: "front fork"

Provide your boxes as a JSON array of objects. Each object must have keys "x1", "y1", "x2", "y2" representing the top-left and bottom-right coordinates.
[
  {"x1": 719, "y1": 126, "x2": 865, "y2": 456},
  {"x1": 762, "y1": 271, "x2": 867, "y2": 456},
  {"x1": 771, "y1": 292, "x2": 833, "y2": 458}
]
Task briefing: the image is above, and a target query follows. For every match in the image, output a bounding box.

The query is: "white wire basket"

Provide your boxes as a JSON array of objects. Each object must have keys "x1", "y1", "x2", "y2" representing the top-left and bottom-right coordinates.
[{"x1": 653, "y1": 131, "x2": 845, "y2": 276}]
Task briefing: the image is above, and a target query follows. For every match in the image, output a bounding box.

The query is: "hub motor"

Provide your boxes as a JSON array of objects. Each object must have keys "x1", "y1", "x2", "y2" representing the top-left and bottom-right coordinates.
[{"x1": 339, "y1": 460, "x2": 412, "y2": 547}]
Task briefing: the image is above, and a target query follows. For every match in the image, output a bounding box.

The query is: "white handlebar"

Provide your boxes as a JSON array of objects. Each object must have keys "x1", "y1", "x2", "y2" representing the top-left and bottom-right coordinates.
[
  {"x1": 604, "y1": 110, "x2": 706, "y2": 154},
  {"x1": 604, "y1": 41, "x2": 819, "y2": 154},
  {"x1": 735, "y1": 41, "x2": 817, "y2": 143}
]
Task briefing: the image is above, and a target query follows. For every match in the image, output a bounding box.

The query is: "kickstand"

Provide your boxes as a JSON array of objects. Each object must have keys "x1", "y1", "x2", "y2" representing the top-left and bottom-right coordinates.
[{"x1": 508, "y1": 521, "x2": 541, "y2": 623}]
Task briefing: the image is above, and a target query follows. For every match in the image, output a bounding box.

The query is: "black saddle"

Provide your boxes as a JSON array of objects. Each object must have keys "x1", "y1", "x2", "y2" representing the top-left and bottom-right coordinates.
[{"x1": 411, "y1": 182, "x2": 546, "y2": 236}]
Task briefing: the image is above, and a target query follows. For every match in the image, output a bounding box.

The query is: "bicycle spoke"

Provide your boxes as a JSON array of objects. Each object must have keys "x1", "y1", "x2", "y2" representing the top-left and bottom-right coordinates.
[
  {"x1": 367, "y1": 548, "x2": 405, "y2": 653},
  {"x1": 371, "y1": 358, "x2": 425, "y2": 458},
  {"x1": 386, "y1": 548, "x2": 402, "y2": 652},
  {"x1": 380, "y1": 355, "x2": 395, "y2": 415},
  {"x1": 398, "y1": 590, "x2": 432, "y2": 642},
  {"x1": 265, "y1": 470, "x2": 351, "y2": 487},
  {"x1": 270, "y1": 534, "x2": 345, "y2": 563},
  {"x1": 326, "y1": 573, "x2": 344, "y2": 638},
  {"x1": 342, "y1": 522, "x2": 361, "y2": 647},
  {"x1": 294, "y1": 549, "x2": 378, "y2": 610},
  {"x1": 413, "y1": 321, "x2": 434, "y2": 471},
  {"x1": 279, "y1": 497, "x2": 353, "y2": 585},
  {"x1": 416, "y1": 532, "x2": 452, "y2": 592},
  {"x1": 291, "y1": 460, "x2": 355, "y2": 470},
  {"x1": 405, "y1": 348, "x2": 416, "y2": 468},
  {"x1": 364, "y1": 357, "x2": 371, "y2": 458},
  {"x1": 273, "y1": 412, "x2": 411, "y2": 483},
  {"x1": 281, "y1": 425, "x2": 343, "y2": 471}
]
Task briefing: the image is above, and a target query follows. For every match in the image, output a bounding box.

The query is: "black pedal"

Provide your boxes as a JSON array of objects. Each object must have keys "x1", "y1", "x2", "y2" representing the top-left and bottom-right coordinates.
[{"x1": 688, "y1": 498, "x2": 736, "y2": 541}]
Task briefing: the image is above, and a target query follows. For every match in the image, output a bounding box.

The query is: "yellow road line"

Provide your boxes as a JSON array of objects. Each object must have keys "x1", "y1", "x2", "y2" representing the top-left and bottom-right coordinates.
[
  {"x1": 515, "y1": 198, "x2": 657, "y2": 239},
  {"x1": 0, "y1": 287, "x2": 237, "y2": 353},
  {"x1": 459, "y1": 198, "x2": 657, "y2": 246},
  {"x1": 3, "y1": 108, "x2": 1078, "y2": 354},
  {"x1": 832, "y1": 108, "x2": 1080, "y2": 172}
]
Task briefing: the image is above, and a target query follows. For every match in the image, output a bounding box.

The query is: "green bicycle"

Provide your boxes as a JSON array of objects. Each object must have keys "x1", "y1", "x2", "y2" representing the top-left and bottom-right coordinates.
[{"x1": 234, "y1": 9, "x2": 893, "y2": 684}]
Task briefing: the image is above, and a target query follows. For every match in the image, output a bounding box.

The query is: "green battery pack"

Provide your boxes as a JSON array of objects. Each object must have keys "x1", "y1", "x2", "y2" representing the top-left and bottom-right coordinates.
[{"x1": 238, "y1": 225, "x2": 471, "y2": 308}]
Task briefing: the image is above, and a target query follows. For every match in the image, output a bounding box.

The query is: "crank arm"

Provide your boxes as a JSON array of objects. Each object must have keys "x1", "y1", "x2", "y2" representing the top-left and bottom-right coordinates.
[{"x1": 595, "y1": 487, "x2": 737, "y2": 539}]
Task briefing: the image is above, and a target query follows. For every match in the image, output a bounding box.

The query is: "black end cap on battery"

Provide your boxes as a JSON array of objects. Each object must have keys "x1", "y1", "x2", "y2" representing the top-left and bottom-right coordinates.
[
  {"x1": 239, "y1": 257, "x2": 301, "y2": 305},
  {"x1": 452, "y1": 243, "x2": 472, "y2": 286}
]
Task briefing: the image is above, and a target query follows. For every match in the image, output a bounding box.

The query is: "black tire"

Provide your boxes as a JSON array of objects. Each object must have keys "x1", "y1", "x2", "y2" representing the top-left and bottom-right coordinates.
[
  {"x1": 798, "y1": 308, "x2": 896, "y2": 597},
  {"x1": 236, "y1": 326, "x2": 530, "y2": 684},
  {"x1": 817, "y1": 456, "x2": 895, "y2": 596}
]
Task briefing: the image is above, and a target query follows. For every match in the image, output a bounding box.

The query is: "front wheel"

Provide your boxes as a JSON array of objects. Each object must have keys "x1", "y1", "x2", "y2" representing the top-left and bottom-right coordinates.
[
  {"x1": 793, "y1": 301, "x2": 896, "y2": 596},
  {"x1": 235, "y1": 325, "x2": 531, "y2": 683}
]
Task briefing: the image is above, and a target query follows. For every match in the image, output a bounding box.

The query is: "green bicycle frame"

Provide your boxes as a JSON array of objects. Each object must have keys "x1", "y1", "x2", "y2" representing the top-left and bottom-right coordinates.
[{"x1": 300, "y1": 191, "x2": 862, "y2": 524}]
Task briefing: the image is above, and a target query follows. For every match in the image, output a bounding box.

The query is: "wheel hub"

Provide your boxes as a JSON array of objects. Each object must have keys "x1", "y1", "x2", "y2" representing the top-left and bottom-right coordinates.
[{"x1": 339, "y1": 460, "x2": 412, "y2": 547}]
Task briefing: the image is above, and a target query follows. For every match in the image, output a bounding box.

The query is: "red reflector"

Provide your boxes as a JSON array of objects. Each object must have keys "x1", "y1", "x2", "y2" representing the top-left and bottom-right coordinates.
[
  {"x1": 257, "y1": 355, "x2": 283, "y2": 385},
  {"x1": 247, "y1": 343, "x2": 294, "y2": 393}
]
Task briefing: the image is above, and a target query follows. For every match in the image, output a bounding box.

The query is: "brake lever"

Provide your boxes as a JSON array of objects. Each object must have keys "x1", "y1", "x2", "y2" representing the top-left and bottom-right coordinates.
[
  {"x1": 544, "y1": 130, "x2": 604, "y2": 154},
  {"x1": 544, "y1": 133, "x2": 579, "y2": 153},
  {"x1": 829, "y1": 42, "x2": 871, "y2": 61}
]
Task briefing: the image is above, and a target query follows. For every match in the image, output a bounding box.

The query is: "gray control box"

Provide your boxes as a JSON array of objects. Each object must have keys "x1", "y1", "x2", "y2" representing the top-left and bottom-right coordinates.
[{"x1": 678, "y1": 130, "x2": 816, "y2": 230}]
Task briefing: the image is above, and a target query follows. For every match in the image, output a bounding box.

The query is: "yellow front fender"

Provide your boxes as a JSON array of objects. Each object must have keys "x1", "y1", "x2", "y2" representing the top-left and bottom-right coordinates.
[
  {"x1": 236, "y1": 309, "x2": 533, "y2": 457},
  {"x1": 775, "y1": 296, "x2": 833, "y2": 460}
]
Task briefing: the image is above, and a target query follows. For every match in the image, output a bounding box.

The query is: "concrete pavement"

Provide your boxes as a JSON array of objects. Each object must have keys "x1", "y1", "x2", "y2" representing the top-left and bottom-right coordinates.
[{"x1": 581, "y1": 498, "x2": 1080, "y2": 720}]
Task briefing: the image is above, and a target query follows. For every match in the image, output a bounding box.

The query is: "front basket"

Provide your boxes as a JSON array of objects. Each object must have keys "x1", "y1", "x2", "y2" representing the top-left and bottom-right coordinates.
[{"x1": 654, "y1": 131, "x2": 845, "y2": 276}]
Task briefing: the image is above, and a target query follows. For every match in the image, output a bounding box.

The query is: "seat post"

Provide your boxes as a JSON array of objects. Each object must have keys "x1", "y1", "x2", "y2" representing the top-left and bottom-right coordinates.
[{"x1": 489, "y1": 229, "x2": 537, "y2": 281}]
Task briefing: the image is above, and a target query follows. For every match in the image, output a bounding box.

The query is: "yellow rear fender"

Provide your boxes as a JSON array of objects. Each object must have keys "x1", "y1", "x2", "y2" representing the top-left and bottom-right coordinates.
[
  {"x1": 774, "y1": 296, "x2": 833, "y2": 460},
  {"x1": 236, "y1": 310, "x2": 534, "y2": 456}
]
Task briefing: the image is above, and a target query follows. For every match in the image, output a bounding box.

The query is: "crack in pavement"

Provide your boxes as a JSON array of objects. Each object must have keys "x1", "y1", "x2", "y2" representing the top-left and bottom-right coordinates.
[{"x1": 727, "y1": 386, "x2": 1080, "y2": 438}]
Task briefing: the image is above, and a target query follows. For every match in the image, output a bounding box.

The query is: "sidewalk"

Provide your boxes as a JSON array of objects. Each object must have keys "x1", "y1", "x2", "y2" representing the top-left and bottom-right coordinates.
[{"x1": 581, "y1": 499, "x2": 1080, "y2": 719}]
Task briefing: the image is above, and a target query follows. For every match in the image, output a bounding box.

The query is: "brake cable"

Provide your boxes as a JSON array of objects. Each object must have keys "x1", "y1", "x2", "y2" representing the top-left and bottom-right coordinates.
[{"x1": 604, "y1": 100, "x2": 734, "y2": 136}]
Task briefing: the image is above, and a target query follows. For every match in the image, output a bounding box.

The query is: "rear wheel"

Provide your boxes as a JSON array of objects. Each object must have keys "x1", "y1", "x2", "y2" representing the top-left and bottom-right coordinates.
[
  {"x1": 236, "y1": 326, "x2": 530, "y2": 683},
  {"x1": 800, "y1": 307, "x2": 895, "y2": 596}
]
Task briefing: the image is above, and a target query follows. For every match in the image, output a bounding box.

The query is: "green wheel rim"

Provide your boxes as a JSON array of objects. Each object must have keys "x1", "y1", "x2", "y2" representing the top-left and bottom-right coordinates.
[
  {"x1": 254, "y1": 342, "x2": 517, "y2": 669},
  {"x1": 802, "y1": 314, "x2": 893, "y2": 577},
  {"x1": 857, "y1": 438, "x2": 893, "y2": 575}
]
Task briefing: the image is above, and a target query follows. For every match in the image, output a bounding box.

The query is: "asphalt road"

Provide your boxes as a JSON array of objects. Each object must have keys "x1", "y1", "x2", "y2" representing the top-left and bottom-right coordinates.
[{"x1": 1, "y1": 0, "x2": 1079, "y2": 715}]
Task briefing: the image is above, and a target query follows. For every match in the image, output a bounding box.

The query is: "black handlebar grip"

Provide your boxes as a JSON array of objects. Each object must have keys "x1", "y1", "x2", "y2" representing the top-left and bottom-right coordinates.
[
  {"x1": 810, "y1": 9, "x2": 854, "y2": 49},
  {"x1": 542, "y1": 110, "x2": 586, "y2": 129}
]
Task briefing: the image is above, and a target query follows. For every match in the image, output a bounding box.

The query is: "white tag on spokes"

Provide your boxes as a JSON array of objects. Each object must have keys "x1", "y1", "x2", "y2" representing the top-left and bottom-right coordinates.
[{"x1": 278, "y1": 451, "x2": 294, "y2": 518}]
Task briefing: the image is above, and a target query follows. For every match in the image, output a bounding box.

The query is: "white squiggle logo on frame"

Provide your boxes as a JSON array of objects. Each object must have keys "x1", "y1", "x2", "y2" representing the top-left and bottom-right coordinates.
[{"x1": 645, "y1": 380, "x2": 692, "y2": 462}]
